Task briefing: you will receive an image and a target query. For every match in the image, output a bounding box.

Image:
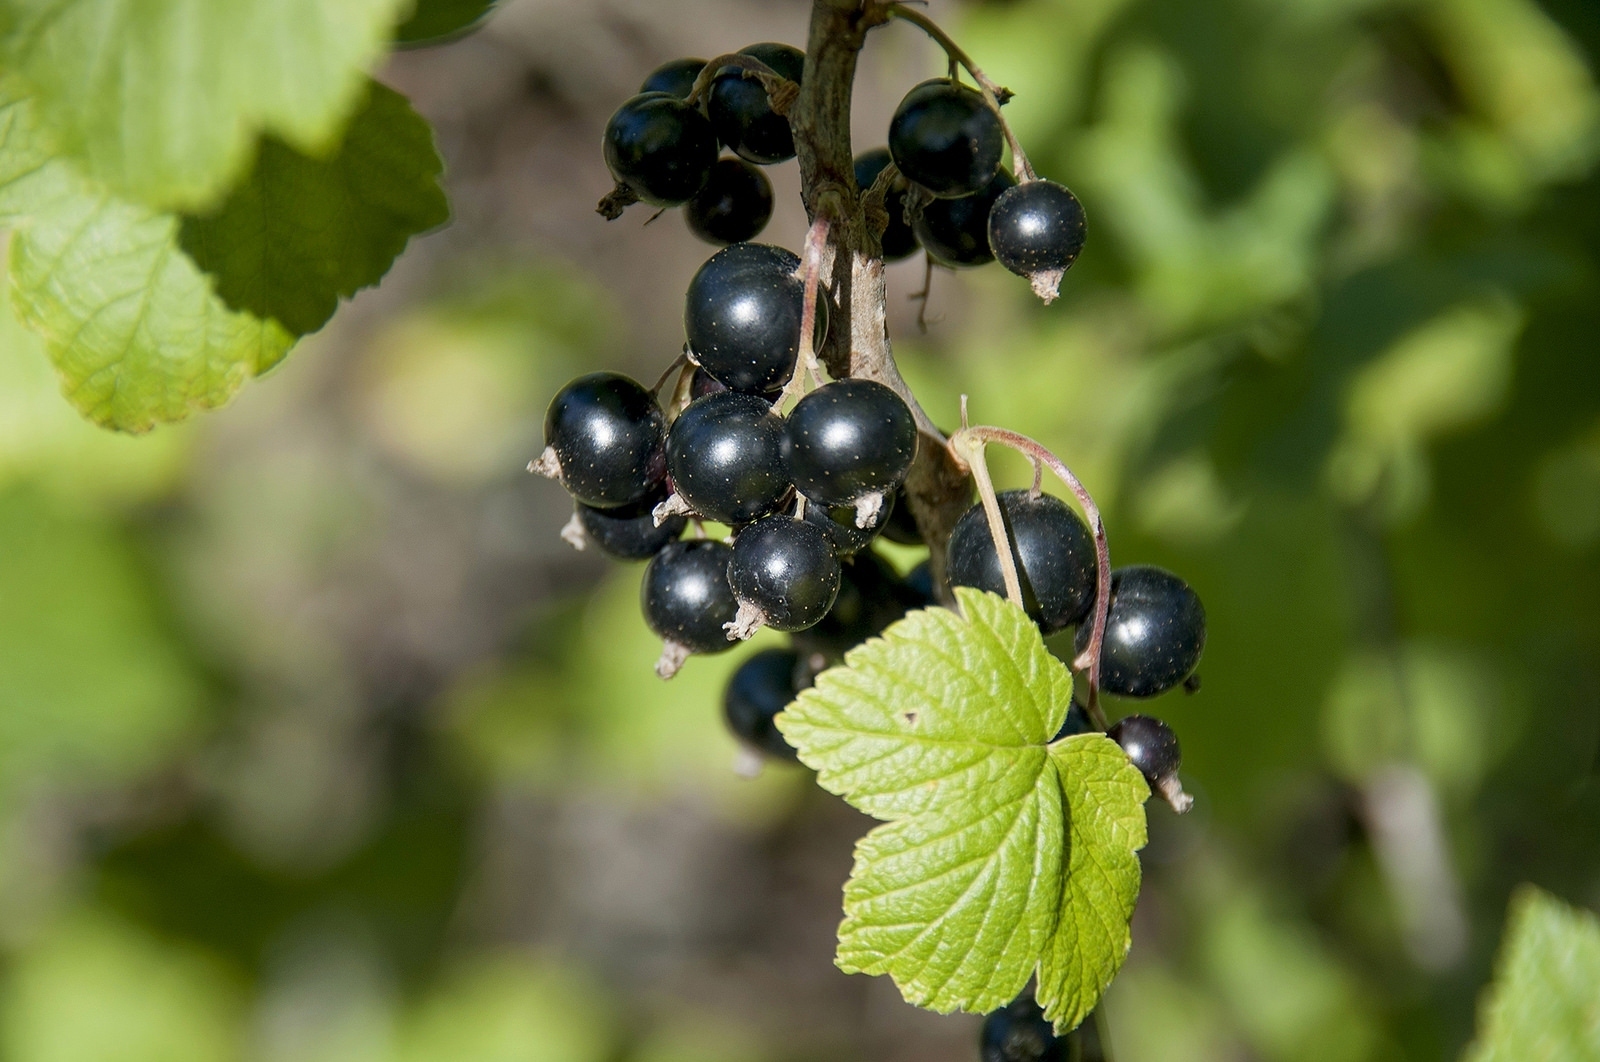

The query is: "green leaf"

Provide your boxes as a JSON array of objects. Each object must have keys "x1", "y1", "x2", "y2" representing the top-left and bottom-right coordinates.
[
  {"x1": 0, "y1": 82, "x2": 294, "y2": 432},
  {"x1": 1036, "y1": 735, "x2": 1149, "y2": 1033},
  {"x1": 179, "y1": 82, "x2": 449, "y2": 337},
  {"x1": 0, "y1": 0, "x2": 412, "y2": 210},
  {"x1": 1464, "y1": 886, "x2": 1600, "y2": 1062},
  {"x1": 395, "y1": 0, "x2": 498, "y2": 46},
  {"x1": 777, "y1": 588, "x2": 1149, "y2": 1025}
]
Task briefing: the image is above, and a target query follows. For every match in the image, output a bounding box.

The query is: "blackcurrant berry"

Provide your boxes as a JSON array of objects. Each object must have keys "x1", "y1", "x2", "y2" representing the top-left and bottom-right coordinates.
[
  {"x1": 1051, "y1": 699, "x2": 1092, "y2": 741},
  {"x1": 1074, "y1": 565, "x2": 1205, "y2": 698},
  {"x1": 854, "y1": 148, "x2": 920, "y2": 262},
  {"x1": 689, "y1": 365, "x2": 728, "y2": 400},
  {"x1": 802, "y1": 492, "x2": 893, "y2": 556},
  {"x1": 1107, "y1": 715, "x2": 1180, "y2": 785},
  {"x1": 576, "y1": 488, "x2": 685, "y2": 560},
  {"x1": 791, "y1": 550, "x2": 923, "y2": 660},
  {"x1": 727, "y1": 515, "x2": 841, "y2": 633},
  {"x1": 723, "y1": 648, "x2": 803, "y2": 761},
  {"x1": 708, "y1": 43, "x2": 804, "y2": 165},
  {"x1": 684, "y1": 157, "x2": 774, "y2": 245},
  {"x1": 914, "y1": 167, "x2": 1016, "y2": 268},
  {"x1": 640, "y1": 57, "x2": 706, "y2": 98},
  {"x1": 980, "y1": 994, "x2": 1066, "y2": 1062},
  {"x1": 889, "y1": 79, "x2": 1004, "y2": 198},
  {"x1": 784, "y1": 380, "x2": 917, "y2": 508},
  {"x1": 541, "y1": 372, "x2": 666, "y2": 508},
  {"x1": 685, "y1": 242, "x2": 817, "y2": 394},
  {"x1": 603, "y1": 93, "x2": 718, "y2": 207},
  {"x1": 641, "y1": 539, "x2": 738, "y2": 659},
  {"x1": 988, "y1": 179, "x2": 1087, "y2": 301},
  {"x1": 666, "y1": 390, "x2": 791, "y2": 525},
  {"x1": 946, "y1": 490, "x2": 1096, "y2": 633}
]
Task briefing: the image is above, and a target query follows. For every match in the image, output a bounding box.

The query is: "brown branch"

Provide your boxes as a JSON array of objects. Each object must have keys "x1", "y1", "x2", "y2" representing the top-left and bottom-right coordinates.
[{"x1": 792, "y1": 0, "x2": 973, "y2": 592}]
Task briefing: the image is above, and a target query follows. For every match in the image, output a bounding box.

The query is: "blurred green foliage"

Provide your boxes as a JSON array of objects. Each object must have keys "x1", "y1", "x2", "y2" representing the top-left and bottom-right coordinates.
[{"x1": 0, "y1": 0, "x2": 1597, "y2": 1059}]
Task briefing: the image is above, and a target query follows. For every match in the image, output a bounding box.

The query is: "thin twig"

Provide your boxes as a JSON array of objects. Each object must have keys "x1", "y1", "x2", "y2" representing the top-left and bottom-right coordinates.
[
  {"x1": 950, "y1": 425, "x2": 1112, "y2": 731},
  {"x1": 652, "y1": 350, "x2": 688, "y2": 398},
  {"x1": 684, "y1": 53, "x2": 796, "y2": 112},
  {"x1": 778, "y1": 216, "x2": 832, "y2": 410},
  {"x1": 885, "y1": 3, "x2": 1037, "y2": 180}
]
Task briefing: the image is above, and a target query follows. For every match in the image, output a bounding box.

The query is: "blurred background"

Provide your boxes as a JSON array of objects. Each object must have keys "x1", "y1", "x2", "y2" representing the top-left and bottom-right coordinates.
[{"x1": 1, "y1": 0, "x2": 1598, "y2": 1059}]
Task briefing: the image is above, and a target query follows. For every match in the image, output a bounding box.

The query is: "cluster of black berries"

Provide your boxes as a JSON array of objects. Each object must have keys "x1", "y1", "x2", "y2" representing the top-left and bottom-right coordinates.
[
  {"x1": 535, "y1": 236, "x2": 930, "y2": 758},
  {"x1": 602, "y1": 46, "x2": 1087, "y2": 300}
]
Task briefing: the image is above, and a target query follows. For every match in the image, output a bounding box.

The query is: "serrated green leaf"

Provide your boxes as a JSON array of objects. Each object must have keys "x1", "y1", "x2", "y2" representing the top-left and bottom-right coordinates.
[
  {"x1": 0, "y1": 0, "x2": 411, "y2": 210},
  {"x1": 1464, "y1": 885, "x2": 1600, "y2": 1062},
  {"x1": 396, "y1": 0, "x2": 498, "y2": 46},
  {"x1": 778, "y1": 589, "x2": 1148, "y2": 1022},
  {"x1": 1036, "y1": 734, "x2": 1149, "y2": 1033},
  {"x1": 179, "y1": 82, "x2": 448, "y2": 337},
  {"x1": 0, "y1": 82, "x2": 294, "y2": 432}
]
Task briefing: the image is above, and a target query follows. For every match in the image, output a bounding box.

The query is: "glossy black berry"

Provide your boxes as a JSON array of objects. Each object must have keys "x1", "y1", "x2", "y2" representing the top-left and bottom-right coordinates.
[
  {"x1": 784, "y1": 380, "x2": 917, "y2": 507},
  {"x1": 947, "y1": 490, "x2": 1096, "y2": 633},
  {"x1": 854, "y1": 148, "x2": 919, "y2": 261},
  {"x1": 903, "y1": 558, "x2": 937, "y2": 605},
  {"x1": 802, "y1": 492, "x2": 893, "y2": 555},
  {"x1": 988, "y1": 180, "x2": 1087, "y2": 294},
  {"x1": 981, "y1": 994, "x2": 1067, "y2": 1062},
  {"x1": 723, "y1": 648, "x2": 803, "y2": 760},
  {"x1": 684, "y1": 157, "x2": 774, "y2": 245},
  {"x1": 791, "y1": 550, "x2": 920, "y2": 660},
  {"x1": 1051, "y1": 700, "x2": 1093, "y2": 741},
  {"x1": 1075, "y1": 565, "x2": 1206, "y2": 698},
  {"x1": 543, "y1": 372, "x2": 665, "y2": 508},
  {"x1": 576, "y1": 488, "x2": 685, "y2": 560},
  {"x1": 1108, "y1": 714, "x2": 1181, "y2": 784},
  {"x1": 728, "y1": 515, "x2": 841, "y2": 632},
  {"x1": 889, "y1": 79, "x2": 1003, "y2": 198},
  {"x1": 914, "y1": 167, "x2": 1015, "y2": 268},
  {"x1": 641, "y1": 540, "x2": 738, "y2": 654},
  {"x1": 685, "y1": 242, "x2": 816, "y2": 394},
  {"x1": 603, "y1": 93, "x2": 718, "y2": 207},
  {"x1": 708, "y1": 43, "x2": 804, "y2": 165},
  {"x1": 640, "y1": 57, "x2": 705, "y2": 98},
  {"x1": 666, "y1": 391, "x2": 791, "y2": 525}
]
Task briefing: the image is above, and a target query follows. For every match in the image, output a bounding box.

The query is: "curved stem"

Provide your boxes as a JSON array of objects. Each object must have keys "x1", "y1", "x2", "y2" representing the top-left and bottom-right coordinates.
[
  {"x1": 684, "y1": 53, "x2": 794, "y2": 110},
  {"x1": 885, "y1": 3, "x2": 1037, "y2": 180},
  {"x1": 954, "y1": 434, "x2": 1025, "y2": 609},
  {"x1": 950, "y1": 425, "x2": 1112, "y2": 730}
]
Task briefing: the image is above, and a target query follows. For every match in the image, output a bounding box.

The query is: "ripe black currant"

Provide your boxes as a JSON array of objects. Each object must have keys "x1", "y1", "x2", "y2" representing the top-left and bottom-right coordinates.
[
  {"x1": 603, "y1": 93, "x2": 718, "y2": 207},
  {"x1": 641, "y1": 539, "x2": 738, "y2": 659},
  {"x1": 1108, "y1": 714, "x2": 1180, "y2": 785},
  {"x1": 903, "y1": 558, "x2": 937, "y2": 606},
  {"x1": 727, "y1": 515, "x2": 841, "y2": 633},
  {"x1": 802, "y1": 492, "x2": 893, "y2": 555},
  {"x1": 684, "y1": 157, "x2": 774, "y2": 245},
  {"x1": 784, "y1": 380, "x2": 917, "y2": 509},
  {"x1": 666, "y1": 391, "x2": 791, "y2": 525},
  {"x1": 723, "y1": 648, "x2": 803, "y2": 761},
  {"x1": 640, "y1": 57, "x2": 705, "y2": 98},
  {"x1": 685, "y1": 242, "x2": 816, "y2": 394},
  {"x1": 988, "y1": 179, "x2": 1087, "y2": 300},
  {"x1": 791, "y1": 550, "x2": 920, "y2": 660},
  {"x1": 576, "y1": 489, "x2": 685, "y2": 560},
  {"x1": 542, "y1": 372, "x2": 666, "y2": 509},
  {"x1": 854, "y1": 148, "x2": 920, "y2": 262},
  {"x1": 888, "y1": 78, "x2": 1003, "y2": 198},
  {"x1": 981, "y1": 994, "x2": 1066, "y2": 1062},
  {"x1": 1074, "y1": 565, "x2": 1205, "y2": 698},
  {"x1": 946, "y1": 490, "x2": 1096, "y2": 633},
  {"x1": 708, "y1": 43, "x2": 804, "y2": 165},
  {"x1": 914, "y1": 167, "x2": 1016, "y2": 268}
]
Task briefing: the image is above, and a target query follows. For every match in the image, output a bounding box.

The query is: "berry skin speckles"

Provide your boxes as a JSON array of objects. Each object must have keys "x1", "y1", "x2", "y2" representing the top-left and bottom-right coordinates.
[
  {"x1": 784, "y1": 380, "x2": 917, "y2": 509},
  {"x1": 603, "y1": 93, "x2": 718, "y2": 207},
  {"x1": 889, "y1": 78, "x2": 1004, "y2": 198},
  {"x1": 1074, "y1": 565, "x2": 1205, "y2": 698},
  {"x1": 666, "y1": 390, "x2": 792, "y2": 525},
  {"x1": 987, "y1": 179, "x2": 1087, "y2": 302},
  {"x1": 541, "y1": 372, "x2": 665, "y2": 509},
  {"x1": 946, "y1": 490, "x2": 1096, "y2": 634}
]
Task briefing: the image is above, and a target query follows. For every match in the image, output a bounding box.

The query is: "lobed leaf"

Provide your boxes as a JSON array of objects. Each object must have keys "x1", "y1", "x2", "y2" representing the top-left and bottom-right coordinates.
[
  {"x1": 180, "y1": 81, "x2": 449, "y2": 336},
  {"x1": 779, "y1": 589, "x2": 1149, "y2": 1026},
  {"x1": 0, "y1": 0, "x2": 412, "y2": 210},
  {"x1": 1463, "y1": 885, "x2": 1600, "y2": 1062}
]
